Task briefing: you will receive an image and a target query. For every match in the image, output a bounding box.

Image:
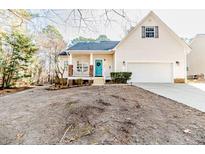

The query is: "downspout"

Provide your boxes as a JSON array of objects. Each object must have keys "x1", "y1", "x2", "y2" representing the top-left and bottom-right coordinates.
[{"x1": 184, "y1": 46, "x2": 188, "y2": 82}]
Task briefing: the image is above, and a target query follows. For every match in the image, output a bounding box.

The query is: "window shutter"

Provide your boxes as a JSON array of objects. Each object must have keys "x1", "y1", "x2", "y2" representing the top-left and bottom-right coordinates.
[
  {"x1": 142, "y1": 26, "x2": 145, "y2": 38},
  {"x1": 155, "y1": 26, "x2": 159, "y2": 38}
]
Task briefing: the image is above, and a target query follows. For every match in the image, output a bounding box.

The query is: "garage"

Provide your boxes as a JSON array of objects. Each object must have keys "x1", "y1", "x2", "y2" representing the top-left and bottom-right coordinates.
[{"x1": 127, "y1": 62, "x2": 173, "y2": 83}]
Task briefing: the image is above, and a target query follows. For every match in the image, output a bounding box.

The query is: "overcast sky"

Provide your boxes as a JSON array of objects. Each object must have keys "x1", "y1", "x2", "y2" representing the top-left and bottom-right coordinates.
[
  {"x1": 31, "y1": 10, "x2": 205, "y2": 42},
  {"x1": 108, "y1": 10, "x2": 205, "y2": 40},
  {"x1": 152, "y1": 10, "x2": 205, "y2": 39}
]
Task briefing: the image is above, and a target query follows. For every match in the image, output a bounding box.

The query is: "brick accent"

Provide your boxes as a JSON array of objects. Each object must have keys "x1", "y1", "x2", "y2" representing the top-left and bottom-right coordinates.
[
  {"x1": 89, "y1": 65, "x2": 94, "y2": 77},
  {"x1": 68, "y1": 65, "x2": 73, "y2": 77},
  {"x1": 174, "y1": 78, "x2": 186, "y2": 83}
]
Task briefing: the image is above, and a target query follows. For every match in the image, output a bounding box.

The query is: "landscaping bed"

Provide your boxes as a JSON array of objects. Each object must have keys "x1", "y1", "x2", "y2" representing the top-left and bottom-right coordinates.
[{"x1": 0, "y1": 87, "x2": 32, "y2": 96}]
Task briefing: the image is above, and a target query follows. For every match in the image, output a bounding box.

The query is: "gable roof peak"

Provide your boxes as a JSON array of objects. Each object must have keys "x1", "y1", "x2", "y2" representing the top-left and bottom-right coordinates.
[
  {"x1": 114, "y1": 10, "x2": 191, "y2": 53},
  {"x1": 148, "y1": 10, "x2": 155, "y2": 15},
  {"x1": 142, "y1": 10, "x2": 157, "y2": 18}
]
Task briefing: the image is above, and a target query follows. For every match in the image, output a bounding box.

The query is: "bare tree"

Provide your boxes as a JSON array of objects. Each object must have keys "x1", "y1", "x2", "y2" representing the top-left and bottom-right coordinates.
[
  {"x1": 0, "y1": 9, "x2": 141, "y2": 87},
  {"x1": 29, "y1": 9, "x2": 137, "y2": 42}
]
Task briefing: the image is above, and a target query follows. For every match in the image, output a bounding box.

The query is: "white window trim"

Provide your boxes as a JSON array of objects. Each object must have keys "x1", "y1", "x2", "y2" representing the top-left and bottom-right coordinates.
[
  {"x1": 145, "y1": 26, "x2": 155, "y2": 38},
  {"x1": 77, "y1": 62, "x2": 89, "y2": 73}
]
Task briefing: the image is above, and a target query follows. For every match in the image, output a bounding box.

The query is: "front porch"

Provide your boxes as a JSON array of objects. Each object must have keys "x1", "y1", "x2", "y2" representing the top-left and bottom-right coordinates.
[{"x1": 67, "y1": 52, "x2": 114, "y2": 81}]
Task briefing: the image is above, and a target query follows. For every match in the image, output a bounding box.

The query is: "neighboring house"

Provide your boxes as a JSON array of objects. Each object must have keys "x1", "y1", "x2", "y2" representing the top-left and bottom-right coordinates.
[
  {"x1": 59, "y1": 11, "x2": 191, "y2": 83},
  {"x1": 187, "y1": 34, "x2": 205, "y2": 77}
]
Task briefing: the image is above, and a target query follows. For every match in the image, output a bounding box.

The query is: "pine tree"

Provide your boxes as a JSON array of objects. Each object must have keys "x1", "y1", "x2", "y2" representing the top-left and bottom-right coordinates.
[{"x1": 0, "y1": 31, "x2": 38, "y2": 89}]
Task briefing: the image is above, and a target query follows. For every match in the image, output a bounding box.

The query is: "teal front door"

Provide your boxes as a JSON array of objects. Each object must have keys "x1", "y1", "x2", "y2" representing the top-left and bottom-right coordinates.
[{"x1": 95, "y1": 59, "x2": 103, "y2": 77}]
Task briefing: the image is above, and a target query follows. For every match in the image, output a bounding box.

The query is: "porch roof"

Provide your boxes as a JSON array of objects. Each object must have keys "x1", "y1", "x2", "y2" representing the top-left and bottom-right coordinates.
[
  {"x1": 69, "y1": 41, "x2": 120, "y2": 50},
  {"x1": 59, "y1": 41, "x2": 119, "y2": 55}
]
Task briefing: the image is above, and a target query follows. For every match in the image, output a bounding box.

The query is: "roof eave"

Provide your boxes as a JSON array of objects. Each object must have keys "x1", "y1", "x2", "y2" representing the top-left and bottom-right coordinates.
[{"x1": 68, "y1": 49, "x2": 115, "y2": 54}]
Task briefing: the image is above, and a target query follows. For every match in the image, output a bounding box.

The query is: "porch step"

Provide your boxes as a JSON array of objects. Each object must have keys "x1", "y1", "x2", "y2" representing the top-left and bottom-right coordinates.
[{"x1": 92, "y1": 77, "x2": 105, "y2": 85}]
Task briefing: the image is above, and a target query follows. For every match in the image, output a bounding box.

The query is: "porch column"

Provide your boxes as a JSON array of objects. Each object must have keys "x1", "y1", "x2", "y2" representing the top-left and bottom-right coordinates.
[
  {"x1": 89, "y1": 53, "x2": 93, "y2": 77},
  {"x1": 68, "y1": 53, "x2": 73, "y2": 77}
]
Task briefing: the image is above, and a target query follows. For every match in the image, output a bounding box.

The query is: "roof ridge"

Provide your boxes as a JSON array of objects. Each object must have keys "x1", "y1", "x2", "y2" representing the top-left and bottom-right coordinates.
[{"x1": 72, "y1": 40, "x2": 119, "y2": 44}]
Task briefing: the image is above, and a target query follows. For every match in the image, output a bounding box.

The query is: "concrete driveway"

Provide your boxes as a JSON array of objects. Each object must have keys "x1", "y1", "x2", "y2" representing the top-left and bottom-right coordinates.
[{"x1": 134, "y1": 83, "x2": 205, "y2": 112}]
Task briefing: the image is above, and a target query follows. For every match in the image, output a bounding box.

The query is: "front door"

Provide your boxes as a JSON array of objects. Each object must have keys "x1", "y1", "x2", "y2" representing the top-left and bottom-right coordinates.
[{"x1": 95, "y1": 59, "x2": 103, "y2": 77}]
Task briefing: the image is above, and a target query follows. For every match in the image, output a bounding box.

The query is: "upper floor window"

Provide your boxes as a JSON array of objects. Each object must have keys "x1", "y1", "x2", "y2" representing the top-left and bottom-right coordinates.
[{"x1": 142, "y1": 26, "x2": 159, "y2": 38}]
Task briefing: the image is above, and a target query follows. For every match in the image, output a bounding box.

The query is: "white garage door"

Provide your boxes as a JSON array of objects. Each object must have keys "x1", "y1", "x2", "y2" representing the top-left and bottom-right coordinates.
[{"x1": 127, "y1": 62, "x2": 173, "y2": 83}]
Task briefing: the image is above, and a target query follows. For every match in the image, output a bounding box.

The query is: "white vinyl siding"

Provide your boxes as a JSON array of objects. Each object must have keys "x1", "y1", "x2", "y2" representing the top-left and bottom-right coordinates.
[{"x1": 116, "y1": 14, "x2": 187, "y2": 81}]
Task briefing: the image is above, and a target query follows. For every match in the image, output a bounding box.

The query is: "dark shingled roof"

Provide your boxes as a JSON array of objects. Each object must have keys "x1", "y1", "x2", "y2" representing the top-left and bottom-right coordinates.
[
  {"x1": 59, "y1": 41, "x2": 120, "y2": 55},
  {"x1": 59, "y1": 51, "x2": 68, "y2": 56},
  {"x1": 68, "y1": 41, "x2": 120, "y2": 50}
]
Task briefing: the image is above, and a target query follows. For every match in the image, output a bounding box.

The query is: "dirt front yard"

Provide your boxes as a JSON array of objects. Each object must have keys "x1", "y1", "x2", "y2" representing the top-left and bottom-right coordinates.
[
  {"x1": 0, "y1": 87, "x2": 32, "y2": 97},
  {"x1": 0, "y1": 85, "x2": 205, "y2": 144}
]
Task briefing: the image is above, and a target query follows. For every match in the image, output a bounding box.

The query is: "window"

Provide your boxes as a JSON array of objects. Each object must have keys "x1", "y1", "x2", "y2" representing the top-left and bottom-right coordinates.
[
  {"x1": 77, "y1": 61, "x2": 88, "y2": 73},
  {"x1": 77, "y1": 62, "x2": 82, "y2": 72},
  {"x1": 142, "y1": 26, "x2": 159, "y2": 38},
  {"x1": 83, "y1": 64, "x2": 88, "y2": 72},
  {"x1": 145, "y1": 27, "x2": 155, "y2": 38}
]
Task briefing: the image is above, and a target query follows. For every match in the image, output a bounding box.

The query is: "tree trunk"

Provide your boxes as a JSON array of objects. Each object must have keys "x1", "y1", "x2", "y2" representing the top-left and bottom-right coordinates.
[{"x1": 1, "y1": 73, "x2": 5, "y2": 89}]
